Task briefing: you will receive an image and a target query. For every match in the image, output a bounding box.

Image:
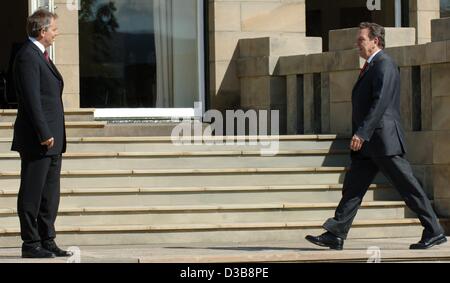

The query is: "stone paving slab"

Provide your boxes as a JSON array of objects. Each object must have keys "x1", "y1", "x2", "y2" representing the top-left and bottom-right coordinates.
[{"x1": 0, "y1": 237, "x2": 449, "y2": 263}]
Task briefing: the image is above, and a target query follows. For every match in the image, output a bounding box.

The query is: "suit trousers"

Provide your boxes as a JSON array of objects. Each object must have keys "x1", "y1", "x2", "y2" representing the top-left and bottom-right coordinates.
[
  {"x1": 17, "y1": 154, "x2": 62, "y2": 246},
  {"x1": 323, "y1": 153, "x2": 443, "y2": 240}
]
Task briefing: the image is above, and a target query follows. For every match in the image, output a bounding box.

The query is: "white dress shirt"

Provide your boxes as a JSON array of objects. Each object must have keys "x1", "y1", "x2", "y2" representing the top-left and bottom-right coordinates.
[
  {"x1": 367, "y1": 49, "x2": 382, "y2": 64},
  {"x1": 28, "y1": 37, "x2": 46, "y2": 54}
]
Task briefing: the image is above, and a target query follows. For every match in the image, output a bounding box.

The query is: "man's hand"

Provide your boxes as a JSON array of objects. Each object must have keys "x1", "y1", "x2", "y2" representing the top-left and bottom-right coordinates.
[
  {"x1": 350, "y1": 135, "x2": 364, "y2": 151},
  {"x1": 41, "y1": 137, "x2": 54, "y2": 149}
]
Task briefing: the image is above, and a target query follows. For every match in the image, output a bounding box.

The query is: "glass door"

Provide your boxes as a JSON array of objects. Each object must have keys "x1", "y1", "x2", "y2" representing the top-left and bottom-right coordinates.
[{"x1": 78, "y1": 0, "x2": 205, "y2": 119}]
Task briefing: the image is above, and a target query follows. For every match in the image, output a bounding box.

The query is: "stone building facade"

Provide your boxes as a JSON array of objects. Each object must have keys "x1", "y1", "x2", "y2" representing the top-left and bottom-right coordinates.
[{"x1": 1, "y1": 0, "x2": 449, "y2": 218}]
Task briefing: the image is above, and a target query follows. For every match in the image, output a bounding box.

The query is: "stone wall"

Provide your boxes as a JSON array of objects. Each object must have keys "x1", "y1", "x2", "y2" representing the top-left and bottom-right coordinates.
[
  {"x1": 209, "y1": 0, "x2": 321, "y2": 113},
  {"x1": 409, "y1": 0, "x2": 441, "y2": 44},
  {"x1": 237, "y1": 17, "x2": 450, "y2": 220},
  {"x1": 54, "y1": 0, "x2": 80, "y2": 109},
  {"x1": 429, "y1": 18, "x2": 450, "y2": 219}
]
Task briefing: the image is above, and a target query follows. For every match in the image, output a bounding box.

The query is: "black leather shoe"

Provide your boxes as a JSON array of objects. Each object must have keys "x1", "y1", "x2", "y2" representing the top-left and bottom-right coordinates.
[
  {"x1": 305, "y1": 231, "x2": 344, "y2": 250},
  {"x1": 410, "y1": 234, "x2": 447, "y2": 250},
  {"x1": 42, "y1": 240, "x2": 73, "y2": 257},
  {"x1": 22, "y1": 245, "x2": 56, "y2": 258}
]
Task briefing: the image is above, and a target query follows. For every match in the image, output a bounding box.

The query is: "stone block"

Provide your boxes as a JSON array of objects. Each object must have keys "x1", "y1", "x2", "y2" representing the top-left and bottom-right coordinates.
[
  {"x1": 405, "y1": 131, "x2": 433, "y2": 165},
  {"x1": 415, "y1": 10, "x2": 441, "y2": 44},
  {"x1": 239, "y1": 37, "x2": 271, "y2": 58},
  {"x1": 329, "y1": 27, "x2": 416, "y2": 51},
  {"x1": 270, "y1": 77, "x2": 287, "y2": 106},
  {"x1": 431, "y1": 63, "x2": 450, "y2": 97},
  {"x1": 210, "y1": 32, "x2": 242, "y2": 61},
  {"x1": 278, "y1": 55, "x2": 306, "y2": 76},
  {"x1": 305, "y1": 53, "x2": 325, "y2": 74},
  {"x1": 385, "y1": 28, "x2": 417, "y2": 48},
  {"x1": 433, "y1": 165, "x2": 450, "y2": 199},
  {"x1": 431, "y1": 17, "x2": 450, "y2": 42},
  {"x1": 241, "y1": 1, "x2": 305, "y2": 32},
  {"x1": 432, "y1": 96, "x2": 450, "y2": 131},
  {"x1": 408, "y1": 44, "x2": 427, "y2": 66},
  {"x1": 329, "y1": 70, "x2": 359, "y2": 102},
  {"x1": 211, "y1": 2, "x2": 241, "y2": 32},
  {"x1": 385, "y1": 46, "x2": 408, "y2": 67},
  {"x1": 328, "y1": 49, "x2": 361, "y2": 71},
  {"x1": 329, "y1": 28, "x2": 358, "y2": 52},
  {"x1": 330, "y1": 102, "x2": 352, "y2": 136},
  {"x1": 62, "y1": 93, "x2": 80, "y2": 109},
  {"x1": 210, "y1": 60, "x2": 239, "y2": 93},
  {"x1": 237, "y1": 56, "x2": 278, "y2": 77},
  {"x1": 410, "y1": 0, "x2": 440, "y2": 11},
  {"x1": 433, "y1": 131, "x2": 450, "y2": 164},
  {"x1": 210, "y1": 60, "x2": 241, "y2": 112},
  {"x1": 239, "y1": 36, "x2": 322, "y2": 58},
  {"x1": 54, "y1": 35, "x2": 79, "y2": 65},
  {"x1": 242, "y1": 78, "x2": 286, "y2": 105},
  {"x1": 425, "y1": 41, "x2": 448, "y2": 64},
  {"x1": 434, "y1": 198, "x2": 450, "y2": 218},
  {"x1": 240, "y1": 77, "x2": 271, "y2": 108},
  {"x1": 271, "y1": 36, "x2": 322, "y2": 57},
  {"x1": 57, "y1": 65, "x2": 80, "y2": 94},
  {"x1": 54, "y1": 2, "x2": 79, "y2": 34},
  {"x1": 411, "y1": 165, "x2": 434, "y2": 198}
]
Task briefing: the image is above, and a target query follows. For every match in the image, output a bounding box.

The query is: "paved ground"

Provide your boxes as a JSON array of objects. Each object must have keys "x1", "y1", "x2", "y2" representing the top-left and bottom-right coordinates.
[{"x1": 0, "y1": 237, "x2": 449, "y2": 263}]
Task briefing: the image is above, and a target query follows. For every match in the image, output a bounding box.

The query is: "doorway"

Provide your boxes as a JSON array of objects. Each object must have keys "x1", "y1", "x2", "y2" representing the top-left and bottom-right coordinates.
[{"x1": 1, "y1": 0, "x2": 28, "y2": 109}]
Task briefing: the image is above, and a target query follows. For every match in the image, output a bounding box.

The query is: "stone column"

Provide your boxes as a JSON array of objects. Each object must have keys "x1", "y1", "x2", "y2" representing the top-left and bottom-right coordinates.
[
  {"x1": 209, "y1": 0, "x2": 308, "y2": 112},
  {"x1": 409, "y1": 0, "x2": 440, "y2": 44},
  {"x1": 54, "y1": 0, "x2": 80, "y2": 109}
]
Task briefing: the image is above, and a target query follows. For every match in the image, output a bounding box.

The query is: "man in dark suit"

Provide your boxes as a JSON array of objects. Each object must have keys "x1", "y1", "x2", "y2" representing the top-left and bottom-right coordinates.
[
  {"x1": 305, "y1": 22, "x2": 446, "y2": 250},
  {"x1": 12, "y1": 9, "x2": 72, "y2": 258}
]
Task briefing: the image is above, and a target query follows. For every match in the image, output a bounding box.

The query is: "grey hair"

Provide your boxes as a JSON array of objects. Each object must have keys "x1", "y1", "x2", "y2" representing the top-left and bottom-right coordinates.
[
  {"x1": 26, "y1": 9, "x2": 58, "y2": 38},
  {"x1": 359, "y1": 22, "x2": 385, "y2": 49}
]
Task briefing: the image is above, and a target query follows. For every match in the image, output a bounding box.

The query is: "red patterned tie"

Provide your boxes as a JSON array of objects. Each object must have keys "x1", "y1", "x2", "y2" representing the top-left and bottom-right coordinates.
[
  {"x1": 43, "y1": 50, "x2": 50, "y2": 63},
  {"x1": 359, "y1": 61, "x2": 368, "y2": 77}
]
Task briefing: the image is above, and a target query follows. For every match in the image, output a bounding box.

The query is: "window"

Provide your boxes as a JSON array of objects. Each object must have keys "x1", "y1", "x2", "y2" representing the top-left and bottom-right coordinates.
[
  {"x1": 79, "y1": 0, "x2": 203, "y2": 109},
  {"x1": 441, "y1": 0, "x2": 450, "y2": 18}
]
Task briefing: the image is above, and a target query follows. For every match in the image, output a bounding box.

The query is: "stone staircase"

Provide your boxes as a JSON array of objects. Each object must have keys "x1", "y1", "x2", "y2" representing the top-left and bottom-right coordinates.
[{"x1": 0, "y1": 109, "x2": 431, "y2": 248}]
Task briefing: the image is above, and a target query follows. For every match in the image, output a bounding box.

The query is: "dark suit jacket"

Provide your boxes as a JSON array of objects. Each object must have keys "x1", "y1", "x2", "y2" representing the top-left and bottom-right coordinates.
[
  {"x1": 11, "y1": 40, "x2": 66, "y2": 157},
  {"x1": 352, "y1": 50, "x2": 406, "y2": 157}
]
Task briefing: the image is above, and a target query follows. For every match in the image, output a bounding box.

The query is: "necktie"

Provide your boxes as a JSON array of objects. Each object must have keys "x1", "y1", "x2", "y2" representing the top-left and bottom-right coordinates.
[
  {"x1": 359, "y1": 61, "x2": 368, "y2": 77},
  {"x1": 43, "y1": 50, "x2": 50, "y2": 63}
]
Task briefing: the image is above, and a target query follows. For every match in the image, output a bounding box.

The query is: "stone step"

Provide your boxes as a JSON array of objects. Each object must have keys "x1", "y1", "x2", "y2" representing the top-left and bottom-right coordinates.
[
  {"x1": 0, "y1": 184, "x2": 400, "y2": 208},
  {"x1": 0, "y1": 202, "x2": 410, "y2": 228},
  {"x1": 0, "y1": 150, "x2": 351, "y2": 170},
  {"x1": 0, "y1": 135, "x2": 351, "y2": 152},
  {"x1": 0, "y1": 219, "x2": 427, "y2": 247},
  {"x1": 0, "y1": 121, "x2": 107, "y2": 137},
  {"x1": 0, "y1": 167, "x2": 388, "y2": 189},
  {"x1": 0, "y1": 109, "x2": 95, "y2": 122},
  {"x1": 137, "y1": 241, "x2": 450, "y2": 263}
]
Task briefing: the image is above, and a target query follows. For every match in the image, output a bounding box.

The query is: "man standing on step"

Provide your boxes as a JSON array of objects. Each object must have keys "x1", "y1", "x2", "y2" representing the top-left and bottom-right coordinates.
[
  {"x1": 305, "y1": 22, "x2": 446, "y2": 250},
  {"x1": 12, "y1": 9, "x2": 72, "y2": 258}
]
